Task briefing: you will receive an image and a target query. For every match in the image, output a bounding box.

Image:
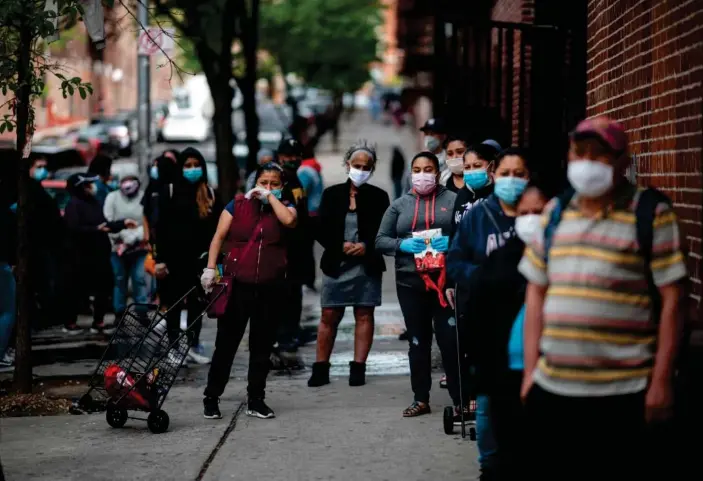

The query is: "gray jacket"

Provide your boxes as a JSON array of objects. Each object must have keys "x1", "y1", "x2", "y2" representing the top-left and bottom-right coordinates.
[{"x1": 375, "y1": 185, "x2": 457, "y2": 289}]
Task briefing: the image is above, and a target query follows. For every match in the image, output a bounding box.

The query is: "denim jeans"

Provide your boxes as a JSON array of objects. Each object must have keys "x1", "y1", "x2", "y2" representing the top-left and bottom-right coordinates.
[
  {"x1": 110, "y1": 252, "x2": 149, "y2": 315},
  {"x1": 476, "y1": 394, "x2": 498, "y2": 469},
  {"x1": 0, "y1": 263, "x2": 16, "y2": 358}
]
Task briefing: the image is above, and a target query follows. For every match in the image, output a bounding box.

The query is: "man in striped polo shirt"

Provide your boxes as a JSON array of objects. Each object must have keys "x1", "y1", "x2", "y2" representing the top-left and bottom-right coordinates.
[{"x1": 518, "y1": 116, "x2": 687, "y2": 480}]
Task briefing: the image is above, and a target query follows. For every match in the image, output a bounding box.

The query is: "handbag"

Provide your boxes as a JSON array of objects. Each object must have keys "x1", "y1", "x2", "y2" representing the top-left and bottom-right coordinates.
[{"x1": 206, "y1": 217, "x2": 266, "y2": 318}]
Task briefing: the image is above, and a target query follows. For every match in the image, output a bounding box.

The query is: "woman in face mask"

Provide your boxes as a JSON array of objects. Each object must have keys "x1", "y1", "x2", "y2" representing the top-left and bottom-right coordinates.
[
  {"x1": 376, "y1": 152, "x2": 464, "y2": 418},
  {"x1": 307, "y1": 142, "x2": 390, "y2": 388},
  {"x1": 155, "y1": 147, "x2": 222, "y2": 365},
  {"x1": 200, "y1": 162, "x2": 297, "y2": 421},
  {"x1": 451, "y1": 142, "x2": 500, "y2": 237},
  {"x1": 446, "y1": 147, "x2": 532, "y2": 479},
  {"x1": 440, "y1": 136, "x2": 469, "y2": 193},
  {"x1": 456, "y1": 181, "x2": 547, "y2": 480},
  {"x1": 103, "y1": 172, "x2": 149, "y2": 320},
  {"x1": 63, "y1": 173, "x2": 138, "y2": 334}
]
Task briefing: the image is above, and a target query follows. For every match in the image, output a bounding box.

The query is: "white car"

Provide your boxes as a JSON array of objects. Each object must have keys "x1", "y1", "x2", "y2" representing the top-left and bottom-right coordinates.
[{"x1": 161, "y1": 110, "x2": 210, "y2": 142}]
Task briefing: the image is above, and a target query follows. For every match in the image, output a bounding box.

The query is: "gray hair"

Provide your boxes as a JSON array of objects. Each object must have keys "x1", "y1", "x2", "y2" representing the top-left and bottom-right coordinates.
[{"x1": 343, "y1": 140, "x2": 378, "y2": 169}]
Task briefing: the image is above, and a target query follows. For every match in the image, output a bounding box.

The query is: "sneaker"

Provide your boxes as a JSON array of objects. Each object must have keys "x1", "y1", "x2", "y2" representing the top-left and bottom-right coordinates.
[
  {"x1": 203, "y1": 396, "x2": 222, "y2": 419},
  {"x1": 192, "y1": 343, "x2": 207, "y2": 355},
  {"x1": 90, "y1": 321, "x2": 116, "y2": 335},
  {"x1": 439, "y1": 375, "x2": 448, "y2": 389},
  {"x1": 0, "y1": 348, "x2": 15, "y2": 367},
  {"x1": 187, "y1": 347, "x2": 210, "y2": 365},
  {"x1": 246, "y1": 398, "x2": 275, "y2": 419},
  {"x1": 62, "y1": 323, "x2": 83, "y2": 335}
]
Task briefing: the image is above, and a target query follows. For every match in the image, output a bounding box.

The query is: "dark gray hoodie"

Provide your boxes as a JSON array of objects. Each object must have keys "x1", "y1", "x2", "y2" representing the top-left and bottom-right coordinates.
[{"x1": 375, "y1": 185, "x2": 457, "y2": 289}]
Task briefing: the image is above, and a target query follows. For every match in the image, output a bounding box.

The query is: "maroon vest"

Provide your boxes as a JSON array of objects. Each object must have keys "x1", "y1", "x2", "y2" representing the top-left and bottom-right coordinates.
[{"x1": 224, "y1": 194, "x2": 287, "y2": 284}]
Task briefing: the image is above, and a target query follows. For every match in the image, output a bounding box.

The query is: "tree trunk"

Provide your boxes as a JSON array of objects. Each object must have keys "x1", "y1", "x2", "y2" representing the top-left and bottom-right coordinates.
[
  {"x1": 211, "y1": 79, "x2": 236, "y2": 201},
  {"x1": 88, "y1": 41, "x2": 105, "y2": 115},
  {"x1": 240, "y1": 0, "x2": 260, "y2": 177},
  {"x1": 13, "y1": 22, "x2": 34, "y2": 394}
]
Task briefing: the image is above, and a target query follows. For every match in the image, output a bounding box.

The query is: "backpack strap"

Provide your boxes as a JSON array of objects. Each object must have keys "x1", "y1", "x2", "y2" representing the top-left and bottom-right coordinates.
[
  {"x1": 543, "y1": 187, "x2": 575, "y2": 259},
  {"x1": 635, "y1": 187, "x2": 671, "y2": 324}
]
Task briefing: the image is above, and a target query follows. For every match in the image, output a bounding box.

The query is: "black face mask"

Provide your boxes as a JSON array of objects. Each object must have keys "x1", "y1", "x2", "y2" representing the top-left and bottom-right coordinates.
[{"x1": 282, "y1": 160, "x2": 300, "y2": 170}]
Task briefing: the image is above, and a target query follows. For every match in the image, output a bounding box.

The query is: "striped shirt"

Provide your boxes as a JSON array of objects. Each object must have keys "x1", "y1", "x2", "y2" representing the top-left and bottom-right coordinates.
[{"x1": 518, "y1": 183, "x2": 687, "y2": 397}]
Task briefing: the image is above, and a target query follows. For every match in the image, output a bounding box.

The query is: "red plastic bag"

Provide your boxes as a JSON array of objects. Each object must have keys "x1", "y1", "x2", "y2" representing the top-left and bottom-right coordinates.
[{"x1": 104, "y1": 364, "x2": 150, "y2": 410}]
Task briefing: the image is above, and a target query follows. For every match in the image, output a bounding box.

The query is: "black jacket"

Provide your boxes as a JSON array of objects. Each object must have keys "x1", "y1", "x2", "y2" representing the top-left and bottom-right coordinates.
[
  {"x1": 451, "y1": 183, "x2": 494, "y2": 238},
  {"x1": 318, "y1": 181, "x2": 389, "y2": 278},
  {"x1": 458, "y1": 236, "x2": 527, "y2": 394},
  {"x1": 64, "y1": 193, "x2": 126, "y2": 265}
]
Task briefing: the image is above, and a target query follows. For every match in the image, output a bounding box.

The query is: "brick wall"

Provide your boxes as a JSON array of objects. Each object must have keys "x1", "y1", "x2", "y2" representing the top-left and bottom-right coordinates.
[{"x1": 586, "y1": 0, "x2": 703, "y2": 323}]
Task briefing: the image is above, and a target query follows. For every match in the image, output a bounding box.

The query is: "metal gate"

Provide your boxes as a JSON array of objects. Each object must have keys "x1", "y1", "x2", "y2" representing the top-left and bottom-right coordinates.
[{"x1": 436, "y1": 19, "x2": 581, "y2": 191}]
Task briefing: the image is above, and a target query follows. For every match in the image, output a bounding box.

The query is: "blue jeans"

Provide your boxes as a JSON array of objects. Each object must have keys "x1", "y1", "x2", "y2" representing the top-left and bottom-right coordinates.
[
  {"x1": 111, "y1": 252, "x2": 148, "y2": 314},
  {"x1": 0, "y1": 263, "x2": 16, "y2": 358},
  {"x1": 477, "y1": 394, "x2": 498, "y2": 469}
]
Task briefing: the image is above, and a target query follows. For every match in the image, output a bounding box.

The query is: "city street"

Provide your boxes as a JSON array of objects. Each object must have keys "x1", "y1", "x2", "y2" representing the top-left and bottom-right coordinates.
[{"x1": 0, "y1": 114, "x2": 479, "y2": 480}]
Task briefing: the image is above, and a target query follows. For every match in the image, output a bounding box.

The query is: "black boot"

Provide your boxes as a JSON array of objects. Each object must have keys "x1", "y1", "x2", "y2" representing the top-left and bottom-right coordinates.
[
  {"x1": 349, "y1": 361, "x2": 366, "y2": 387},
  {"x1": 307, "y1": 361, "x2": 331, "y2": 387}
]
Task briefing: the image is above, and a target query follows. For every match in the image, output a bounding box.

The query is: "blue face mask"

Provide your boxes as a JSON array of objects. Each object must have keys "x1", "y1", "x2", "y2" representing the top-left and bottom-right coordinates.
[
  {"x1": 9, "y1": 202, "x2": 17, "y2": 214},
  {"x1": 183, "y1": 167, "x2": 203, "y2": 183},
  {"x1": 494, "y1": 177, "x2": 528, "y2": 205},
  {"x1": 260, "y1": 189, "x2": 282, "y2": 205},
  {"x1": 463, "y1": 169, "x2": 489, "y2": 190},
  {"x1": 107, "y1": 180, "x2": 119, "y2": 191},
  {"x1": 150, "y1": 165, "x2": 159, "y2": 180},
  {"x1": 33, "y1": 167, "x2": 48, "y2": 181}
]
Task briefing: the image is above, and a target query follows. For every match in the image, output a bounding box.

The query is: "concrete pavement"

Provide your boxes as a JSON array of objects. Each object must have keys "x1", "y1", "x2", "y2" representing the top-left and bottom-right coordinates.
[{"x1": 1, "y1": 113, "x2": 480, "y2": 480}]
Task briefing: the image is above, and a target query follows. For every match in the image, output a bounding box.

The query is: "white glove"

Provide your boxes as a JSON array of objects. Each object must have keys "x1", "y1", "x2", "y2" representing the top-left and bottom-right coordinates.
[
  {"x1": 245, "y1": 187, "x2": 271, "y2": 200},
  {"x1": 446, "y1": 288, "x2": 456, "y2": 310},
  {"x1": 200, "y1": 268, "x2": 217, "y2": 293}
]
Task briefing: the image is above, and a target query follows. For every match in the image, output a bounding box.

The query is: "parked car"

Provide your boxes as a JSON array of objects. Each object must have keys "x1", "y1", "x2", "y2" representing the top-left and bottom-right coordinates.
[
  {"x1": 231, "y1": 102, "x2": 292, "y2": 163},
  {"x1": 91, "y1": 112, "x2": 138, "y2": 157},
  {"x1": 74, "y1": 123, "x2": 120, "y2": 162},
  {"x1": 161, "y1": 109, "x2": 210, "y2": 143}
]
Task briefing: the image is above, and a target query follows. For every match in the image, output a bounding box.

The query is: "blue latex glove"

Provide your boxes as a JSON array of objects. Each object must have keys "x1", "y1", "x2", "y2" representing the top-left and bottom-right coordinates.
[
  {"x1": 431, "y1": 236, "x2": 450, "y2": 253},
  {"x1": 399, "y1": 237, "x2": 426, "y2": 254}
]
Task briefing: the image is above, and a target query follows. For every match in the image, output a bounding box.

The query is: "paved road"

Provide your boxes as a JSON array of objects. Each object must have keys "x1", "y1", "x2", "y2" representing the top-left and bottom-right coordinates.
[{"x1": 1, "y1": 113, "x2": 479, "y2": 481}]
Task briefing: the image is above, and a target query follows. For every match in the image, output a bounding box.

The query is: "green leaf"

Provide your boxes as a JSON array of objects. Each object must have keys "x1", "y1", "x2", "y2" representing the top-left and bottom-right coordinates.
[
  {"x1": 67, "y1": 84, "x2": 74, "y2": 96},
  {"x1": 0, "y1": 123, "x2": 5, "y2": 134},
  {"x1": 71, "y1": 76, "x2": 81, "y2": 84},
  {"x1": 79, "y1": 87, "x2": 86, "y2": 99},
  {"x1": 7, "y1": 123, "x2": 13, "y2": 132}
]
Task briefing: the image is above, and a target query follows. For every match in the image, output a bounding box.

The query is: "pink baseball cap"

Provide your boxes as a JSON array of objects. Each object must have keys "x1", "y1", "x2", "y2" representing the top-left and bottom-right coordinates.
[{"x1": 571, "y1": 116, "x2": 628, "y2": 154}]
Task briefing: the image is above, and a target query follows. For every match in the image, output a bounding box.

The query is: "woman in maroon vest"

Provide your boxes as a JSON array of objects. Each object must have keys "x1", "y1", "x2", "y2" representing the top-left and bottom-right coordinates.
[{"x1": 200, "y1": 163, "x2": 297, "y2": 420}]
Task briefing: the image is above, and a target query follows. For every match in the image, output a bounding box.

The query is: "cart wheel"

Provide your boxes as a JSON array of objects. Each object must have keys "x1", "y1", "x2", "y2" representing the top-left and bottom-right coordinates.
[
  {"x1": 106, "y1": 404, "x2": 128, "y2": 428},
  {"x1": 443, "y1": 406, "x2": 455, "y2": 435},
  {"x1": 469, "y1": 426, "x2": 477, "y2": 441},
  {"x1": 147, "y1": 409, "x2": 170, "y2": 434}
]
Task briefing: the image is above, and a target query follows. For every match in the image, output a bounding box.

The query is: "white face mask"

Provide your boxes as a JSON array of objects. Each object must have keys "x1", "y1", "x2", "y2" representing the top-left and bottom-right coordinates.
[
  {"x1": 567, "y1": 159, "x2": 614, "y2": 198},
  {"x1": 446, "y1": 157, "x2": 464, "y2": 174},
  {"x1": 349, "y1": 167, "x2": 372, "y2": 187},
  {"x1": 514, "y1": 214, "x2": 542, "y2": 244}
]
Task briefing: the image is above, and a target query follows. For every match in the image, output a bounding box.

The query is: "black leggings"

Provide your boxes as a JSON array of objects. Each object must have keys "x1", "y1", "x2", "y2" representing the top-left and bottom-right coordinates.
[
  {"x1": 204, "y1": 282, "x2": 280, "y2": 400},
  {"x1": 489, "y1": 370, "x2": 525, "y2": 481},
  {"x1": 397, "y1": 285, "x2": 469, "y2": 405},
  {"x1": 159, "y1": 264, "x2": 203, "y2": 347}
]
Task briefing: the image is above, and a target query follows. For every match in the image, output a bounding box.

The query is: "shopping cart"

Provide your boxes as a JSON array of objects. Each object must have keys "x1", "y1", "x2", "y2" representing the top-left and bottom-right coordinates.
[{"x1": 78, "y1": 285, "x2": 223, "y2": 433}]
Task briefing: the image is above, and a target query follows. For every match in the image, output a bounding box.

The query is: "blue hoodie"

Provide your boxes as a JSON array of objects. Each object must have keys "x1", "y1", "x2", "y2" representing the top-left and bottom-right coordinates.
[{"x1": 447, "y1": 193, "x2": 517, "y2": 287}]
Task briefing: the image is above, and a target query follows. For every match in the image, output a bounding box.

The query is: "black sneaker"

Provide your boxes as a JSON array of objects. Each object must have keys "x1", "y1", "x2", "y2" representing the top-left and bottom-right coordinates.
[
  {"x1": 203, "y1": 396, "x2": 222, "y2": 419},
  {"x1": 246, "y1": 398, "x2": 275, "y2": 419},
  {"x1": 62, "y1": 323, "x2": 83, "y2": 335}
]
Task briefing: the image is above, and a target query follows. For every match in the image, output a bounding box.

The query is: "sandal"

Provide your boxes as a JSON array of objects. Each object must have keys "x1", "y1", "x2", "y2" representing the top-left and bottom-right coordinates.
[{"x1": 403, "y1": 401, "x2": 431, "y2": 417}]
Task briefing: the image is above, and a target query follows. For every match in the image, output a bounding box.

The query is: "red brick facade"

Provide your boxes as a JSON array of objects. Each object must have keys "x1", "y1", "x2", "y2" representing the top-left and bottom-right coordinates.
[{"x1": 587, "y1": 0, "x2": 703, "y2": 322}]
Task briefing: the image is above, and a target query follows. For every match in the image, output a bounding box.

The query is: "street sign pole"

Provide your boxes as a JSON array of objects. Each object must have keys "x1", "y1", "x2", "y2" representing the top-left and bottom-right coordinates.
[{"x1": 137, "y1": 1, "x2": 151, "y2": 174}]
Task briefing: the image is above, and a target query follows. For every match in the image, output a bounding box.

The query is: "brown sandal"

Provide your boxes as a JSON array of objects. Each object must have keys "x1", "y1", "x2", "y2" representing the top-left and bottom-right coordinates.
[{"x1": 403, "y1": 401, "x2": 431, "y2": 417}]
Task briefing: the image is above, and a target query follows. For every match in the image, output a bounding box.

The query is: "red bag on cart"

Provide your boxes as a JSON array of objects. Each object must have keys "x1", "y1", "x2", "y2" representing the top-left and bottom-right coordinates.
[{"x1": 104, "y1": 364, "x2": 150, "y2": 410}]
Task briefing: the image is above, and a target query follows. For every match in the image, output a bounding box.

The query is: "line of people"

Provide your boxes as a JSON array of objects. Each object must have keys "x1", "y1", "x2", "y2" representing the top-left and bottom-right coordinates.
[{"x1": 198, "y1": 114, "x2": 689, "y2": 481}]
